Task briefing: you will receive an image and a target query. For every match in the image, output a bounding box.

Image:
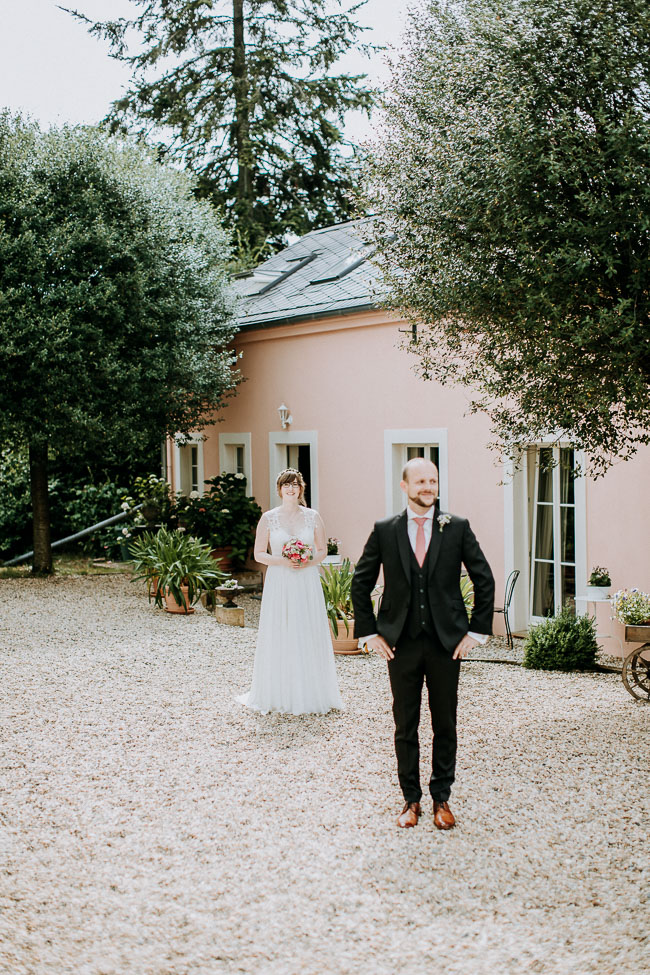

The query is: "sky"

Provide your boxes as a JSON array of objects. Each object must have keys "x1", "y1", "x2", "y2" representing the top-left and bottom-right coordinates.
[{"x1": 0, "y1": 0, "x2": 413, "y2": 142}]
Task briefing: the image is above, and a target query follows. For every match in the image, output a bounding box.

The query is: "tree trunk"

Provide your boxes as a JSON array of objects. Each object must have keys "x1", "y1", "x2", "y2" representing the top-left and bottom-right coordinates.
[
  {"x1": 29, "y1": 441, "x2": 53, "y2": 575},
  {"x1": 232, "y1": 0, "x2": 254, "y2": 241}
]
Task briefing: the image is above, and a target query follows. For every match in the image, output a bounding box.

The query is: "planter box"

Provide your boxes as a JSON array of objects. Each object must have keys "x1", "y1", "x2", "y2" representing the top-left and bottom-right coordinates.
[
  {"x1": 322, "y1": 554, "x2": 342, "y2": 565},
  {"x1": 624, "y1": 624, "x2": 650, "y2": 643}
]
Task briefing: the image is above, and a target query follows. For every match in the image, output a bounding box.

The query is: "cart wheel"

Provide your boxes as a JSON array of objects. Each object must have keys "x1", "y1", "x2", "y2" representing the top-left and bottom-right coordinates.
[{"x1": 622, "y1": 644, "x2": 650, "y2": 702}]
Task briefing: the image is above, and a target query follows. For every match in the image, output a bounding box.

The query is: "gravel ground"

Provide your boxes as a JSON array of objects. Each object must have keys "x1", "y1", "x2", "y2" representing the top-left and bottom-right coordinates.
[{"x1": 1, "y1": 574, "x2": 648, "y2": 975}]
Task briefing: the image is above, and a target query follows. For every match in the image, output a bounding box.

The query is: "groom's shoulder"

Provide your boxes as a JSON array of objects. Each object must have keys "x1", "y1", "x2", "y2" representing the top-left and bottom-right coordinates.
[
  {"x1": 373, "y1": 512, "x2": 403, "y2": 532},
  {"x1": 440, "y1": 510, "x2": 469, "y2": 526}
]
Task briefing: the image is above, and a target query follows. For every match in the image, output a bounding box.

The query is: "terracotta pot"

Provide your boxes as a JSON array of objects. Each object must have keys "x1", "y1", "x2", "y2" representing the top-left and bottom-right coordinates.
[
  {"x1": 210, "y1": 546, "x2": 233, "y2": 573},
  {"x1": 163, "y1": 586, "x2": 195, "y2": 614},
  {"x1": 330, "y1": 618, "x2": 361, "y2": 655}
]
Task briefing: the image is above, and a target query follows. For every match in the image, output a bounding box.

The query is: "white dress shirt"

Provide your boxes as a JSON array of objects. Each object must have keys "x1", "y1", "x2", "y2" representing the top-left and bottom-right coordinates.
[{"x1": 358, "y1": 505, "x2": 488, "y2": 647}]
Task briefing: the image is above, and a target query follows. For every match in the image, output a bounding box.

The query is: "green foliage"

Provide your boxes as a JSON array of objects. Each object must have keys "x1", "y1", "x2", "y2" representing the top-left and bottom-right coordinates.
[
  {"x1": 127, "y1": 474, "x2": 173, "y2": 525},
  {"x1": 320, "y1": 558, "x2": 355, "y2": 634},
  {"x1": 0, "y1": 114, "x2": 239, "y2": 568},
  {"x1": 129, "y1": 527, "x2": 227, "y2": 610},
  {"x1": 588, "y1": 566, "x2": 611, "y2": 587},
  {"x1": 366, "y1": 0, "x2": 650, "y2": 474},
  {"x1": 523, "y1": 609, "x2": 598, "y2": 671},
  {"x1": 460, "y1": 573, "x2": 474, "y2": 620},
  {"x1": 184, "y1": 473, "x2": 262, "y2": 565},
  {"x1": 69, "y1": 0, "x2": 377, "y2": 259},
  {"x1": 0, "y1": 446, "x2": 128, "y2": 560},
  {"x1": 0, "y1": 448, "x2": 35, "y2": 558},
  {"x1": 0, "y1": 115, "x2": 238, "y2": 456},
  {"x1": 64, "y1": 480, "x2": 129, "y2": 555}
]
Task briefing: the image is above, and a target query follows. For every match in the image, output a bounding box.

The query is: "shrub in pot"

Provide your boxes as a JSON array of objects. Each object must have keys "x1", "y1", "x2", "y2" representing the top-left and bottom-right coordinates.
[
  {"x1": 130, "y1": 527, "x2": 227, "y2": 613},
  {"x1": 523, "y1": 609, "x2": 598, "y2": 671},
  {"x1": 320, "y1": 558, "x2": 359, "y2": 653}
]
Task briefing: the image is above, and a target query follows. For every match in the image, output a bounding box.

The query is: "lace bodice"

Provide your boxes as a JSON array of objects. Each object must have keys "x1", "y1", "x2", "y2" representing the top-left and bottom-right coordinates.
[{"x1": 265, "y1": 506, "x2": 318, "y2": 557}]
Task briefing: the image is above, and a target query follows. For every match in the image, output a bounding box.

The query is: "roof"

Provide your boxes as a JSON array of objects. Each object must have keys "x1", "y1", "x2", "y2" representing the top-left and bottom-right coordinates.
[{"x1": 236, "y1": 218, "x2": 385, "y2": 328}]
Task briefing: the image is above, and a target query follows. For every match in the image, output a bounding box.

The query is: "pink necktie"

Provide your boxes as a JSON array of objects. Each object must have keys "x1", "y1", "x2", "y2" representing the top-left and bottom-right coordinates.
[{"x1": 414, "y1": 517, "x2": 428, "y2": 567}]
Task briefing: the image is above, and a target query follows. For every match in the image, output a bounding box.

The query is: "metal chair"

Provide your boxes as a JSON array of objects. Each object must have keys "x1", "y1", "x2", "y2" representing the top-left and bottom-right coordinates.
[{"x1": 494, "y1": 569, "x2": 520, "y2": 649}]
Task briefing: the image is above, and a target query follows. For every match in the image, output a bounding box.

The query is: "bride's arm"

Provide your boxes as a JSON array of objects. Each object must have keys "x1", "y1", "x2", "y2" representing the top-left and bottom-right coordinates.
[
  {"x1": 311, "y1": 511, "x2": 327, "y2": 565},
  {"x1": 253, "y1": 513, "x2": 285, "y2": 567}
]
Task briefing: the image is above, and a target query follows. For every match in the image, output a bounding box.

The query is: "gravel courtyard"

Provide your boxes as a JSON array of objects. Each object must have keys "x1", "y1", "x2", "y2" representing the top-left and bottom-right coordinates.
[{"x1": 1, "y1": 574, "x2": 648, "y2": 975}]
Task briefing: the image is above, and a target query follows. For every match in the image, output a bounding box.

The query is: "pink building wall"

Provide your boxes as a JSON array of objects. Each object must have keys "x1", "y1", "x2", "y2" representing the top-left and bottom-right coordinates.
[{"x1": 168, "y1": 308, "x2": 650, "y2": 655}]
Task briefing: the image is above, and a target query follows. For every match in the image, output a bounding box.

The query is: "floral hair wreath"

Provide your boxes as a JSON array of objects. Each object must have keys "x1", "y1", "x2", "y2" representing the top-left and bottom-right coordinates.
[{"x1": 276, "y1": 468, "x2": 302, "y2": 485}]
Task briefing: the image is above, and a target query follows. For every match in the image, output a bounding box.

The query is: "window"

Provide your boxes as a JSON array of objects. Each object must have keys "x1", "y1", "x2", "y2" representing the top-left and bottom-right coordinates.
[
  {"x1": 174, "y1": 435, "x2": 204, "y2": 496},
  {"x1": 190, "y1": 446, "x2": 199, "y2": 493},
  {"x1": 384, "y1": 429, "x2": 448, "y2": 515},
  {"x1": 406, "y1": 444, "x2": 440, "y2": 469},
  {"x1": 219, "y1": 433, "x2": 252, "y2": 492},
  {"x1": 529, "y1": 446, "x2": 576, "y2": 618}
]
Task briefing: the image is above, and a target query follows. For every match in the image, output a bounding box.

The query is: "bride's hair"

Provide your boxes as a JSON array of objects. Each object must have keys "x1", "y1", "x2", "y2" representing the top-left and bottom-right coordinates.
[{"x1": 276, "y1": 468, "x2": 307, "y2": 506}]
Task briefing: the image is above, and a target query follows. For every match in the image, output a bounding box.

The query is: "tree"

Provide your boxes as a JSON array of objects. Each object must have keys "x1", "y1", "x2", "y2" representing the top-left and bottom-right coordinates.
[
  {"x1": 366, "y1": 0, "x2": 650, "y2": 474},
  {"x1": 0, "y1": 114, "x2": 239, "y2": 573},
  {"x1": 67, "y1": 0, "x2": 376, "y2": 262}
]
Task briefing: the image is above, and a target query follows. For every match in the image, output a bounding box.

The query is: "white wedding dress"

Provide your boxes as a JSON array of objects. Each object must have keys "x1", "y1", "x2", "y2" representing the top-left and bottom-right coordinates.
[{"x1": 237, "y1": 507, "x2": 343, "y2": 715}]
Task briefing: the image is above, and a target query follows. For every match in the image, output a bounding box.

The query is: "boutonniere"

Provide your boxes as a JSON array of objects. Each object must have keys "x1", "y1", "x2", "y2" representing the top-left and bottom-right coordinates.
[{"x1": 437, "y1": 512, "x2": 451, "y2": 533}]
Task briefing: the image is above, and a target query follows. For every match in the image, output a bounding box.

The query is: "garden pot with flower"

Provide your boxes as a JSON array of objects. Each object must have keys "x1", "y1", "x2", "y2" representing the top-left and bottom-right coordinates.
[
  {"x1": 612, "y1": 589, "x2": 650, "y2": 640},
  {"x1": 586, "y1": 565, "x2": 611, "y2": 600},
  {"x1": 322, "y1": 536, "x2": 342, "y2": 566},
  {"x1": 214, "y1": 578, "x2": 245, "y2": 627}
]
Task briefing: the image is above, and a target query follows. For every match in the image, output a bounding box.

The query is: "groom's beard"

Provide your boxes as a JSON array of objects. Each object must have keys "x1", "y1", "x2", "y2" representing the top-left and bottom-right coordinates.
[{"x1": 408, "y1": 491, "x2": 437, "y2": 509}]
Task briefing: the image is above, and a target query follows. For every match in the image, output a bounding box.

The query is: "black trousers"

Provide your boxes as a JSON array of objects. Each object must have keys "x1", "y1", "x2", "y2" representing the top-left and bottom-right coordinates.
[{"x1": 387, "y1": 630, "x2": 461, "y2": 803}]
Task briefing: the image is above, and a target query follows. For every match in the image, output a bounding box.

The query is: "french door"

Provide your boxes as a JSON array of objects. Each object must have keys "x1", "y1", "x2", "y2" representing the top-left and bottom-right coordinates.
[{"x1": 529, "y1": 447, "x2": 576, "y2": 619}]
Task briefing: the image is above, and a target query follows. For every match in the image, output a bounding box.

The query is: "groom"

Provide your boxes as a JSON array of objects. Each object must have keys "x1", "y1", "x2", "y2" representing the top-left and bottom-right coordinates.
[{"x1": 351, "y1": 458, "x2": 494, "y2": 829}]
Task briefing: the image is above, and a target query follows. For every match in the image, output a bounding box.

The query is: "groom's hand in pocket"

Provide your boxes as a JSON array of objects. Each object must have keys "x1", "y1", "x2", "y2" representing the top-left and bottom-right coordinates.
[{"x1": 366, "y1": 635, "x2": 395, "y2": 660}]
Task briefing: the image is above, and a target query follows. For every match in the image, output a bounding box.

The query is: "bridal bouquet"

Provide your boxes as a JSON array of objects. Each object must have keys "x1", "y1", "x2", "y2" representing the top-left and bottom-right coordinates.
[{"x1": 282, "y1": 537, "x2": 313, "y2": 565}]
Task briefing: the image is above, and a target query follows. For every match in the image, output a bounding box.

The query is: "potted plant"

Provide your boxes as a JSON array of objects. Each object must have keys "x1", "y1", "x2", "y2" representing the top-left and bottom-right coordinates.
[
  {"x1": 586, "y1": 566, "x2": 611, "y2": 599},
  {"x1": 215, "y1": 577, "x2": 245, "y2": 608},
  {"x1": 126, "y1": 529, "x2": 162, "y2": 600},
  {"x1": 176, "y1": 473, "x2": 262, "y2": 571},
  {"x1": 322, "y1": 537, "x2": 342, "y2": 565},
  {"x1": 130, "y1": 527, "x2": 227, "y2": 614},
  {"x1": 320, "y1": 558, "x2": 361, "y2": 654},
  {"x1": 611, "y1": 588, "x2": 650, "y2": 642}
]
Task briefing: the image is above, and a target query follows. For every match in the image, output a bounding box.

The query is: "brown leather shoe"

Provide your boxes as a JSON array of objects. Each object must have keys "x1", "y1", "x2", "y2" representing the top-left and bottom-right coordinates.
[
  {"x1": 433, "y1": 800, "x2": 456, "y2": 830},
  {"x1": 397, "y1": 801, "x2": 421, "y2": 828}
]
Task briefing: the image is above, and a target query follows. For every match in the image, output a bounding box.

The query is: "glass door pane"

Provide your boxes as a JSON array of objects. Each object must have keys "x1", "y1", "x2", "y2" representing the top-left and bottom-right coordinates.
[{"x1": 530, "y1": 446, "x2": 576, "y2": 619}]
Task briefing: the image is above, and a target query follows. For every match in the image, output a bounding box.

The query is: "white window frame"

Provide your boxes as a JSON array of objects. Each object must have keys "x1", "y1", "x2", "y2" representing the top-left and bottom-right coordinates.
[
  {"x1": 383, "y1": 428, "x2": 449, "y2": 516},
  {"x1": 218, "y1": 432, "x2": 253, "y2": 492},
  {"x1": 173, "y1": 433, "x2": 205, "y2": 496},
  {"x1": 268, "y1": 430, "x2": 319, "y2": 510},
  {"x1": 503, "y1": 443, "x2": 586, "y2": 631}
]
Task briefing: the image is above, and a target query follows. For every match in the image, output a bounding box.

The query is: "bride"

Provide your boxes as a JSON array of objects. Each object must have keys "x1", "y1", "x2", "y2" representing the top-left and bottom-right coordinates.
[{"x1": 237, "y1": 468, "x2": 343, "y2": 715}]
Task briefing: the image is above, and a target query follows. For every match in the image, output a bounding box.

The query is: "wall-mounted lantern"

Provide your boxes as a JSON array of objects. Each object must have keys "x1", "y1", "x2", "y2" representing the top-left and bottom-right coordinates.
[{"x1": 278, "y1": 403, "x2": 293, "y2": 429}]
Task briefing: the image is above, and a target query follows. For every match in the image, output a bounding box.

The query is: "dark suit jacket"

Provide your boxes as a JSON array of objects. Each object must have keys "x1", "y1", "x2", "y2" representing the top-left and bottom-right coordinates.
[{"x1": 351, "y1": 509, "x2": 495, "y2": 654}]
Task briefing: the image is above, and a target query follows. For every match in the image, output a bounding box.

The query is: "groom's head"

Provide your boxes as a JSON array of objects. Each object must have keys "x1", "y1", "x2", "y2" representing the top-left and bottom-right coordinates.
[{"x1": 401, "y1": 458, "x2": 439, "y2": 512}]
